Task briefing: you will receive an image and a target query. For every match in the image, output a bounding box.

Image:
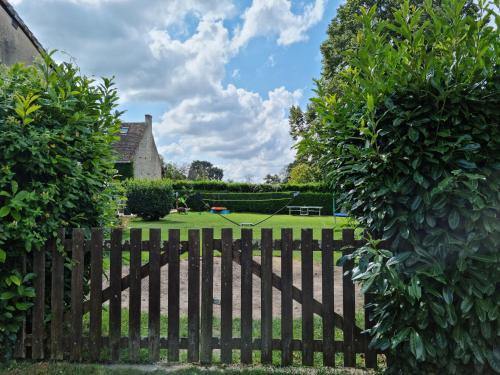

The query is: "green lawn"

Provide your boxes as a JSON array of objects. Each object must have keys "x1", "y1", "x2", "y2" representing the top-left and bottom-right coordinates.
[{"x1": 126, "y1": 212, "x2": 359, "y2": 241}]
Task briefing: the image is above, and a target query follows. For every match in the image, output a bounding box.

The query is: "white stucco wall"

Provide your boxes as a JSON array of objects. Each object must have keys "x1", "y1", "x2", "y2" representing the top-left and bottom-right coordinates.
[
  {"x1": 0, "y1": 5, "x2": 41, "y2": 65},
  {"x1": 132, "y1": 115, "x2": 162, "y2": 179}
]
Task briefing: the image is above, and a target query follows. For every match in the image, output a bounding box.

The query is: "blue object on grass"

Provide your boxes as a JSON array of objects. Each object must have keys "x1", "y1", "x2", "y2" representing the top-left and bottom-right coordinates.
[
  {"x1": 334, "y1": 212, "x2": 348, "y2": 217},
  {"x1": 210, "y1": 209, "x2": 230, "y2": 214}
]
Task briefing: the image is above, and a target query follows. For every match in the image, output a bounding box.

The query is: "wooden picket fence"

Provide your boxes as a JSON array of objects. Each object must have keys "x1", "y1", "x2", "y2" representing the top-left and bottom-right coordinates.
[{"x1": 16, "y1": 227, "x2": 378, "y2": 368}]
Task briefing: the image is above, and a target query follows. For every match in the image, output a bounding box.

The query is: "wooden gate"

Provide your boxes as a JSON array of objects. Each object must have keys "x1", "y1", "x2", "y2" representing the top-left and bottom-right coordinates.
[{"x1": 16, "y1": 227, "x2": 377, "y2": 368}]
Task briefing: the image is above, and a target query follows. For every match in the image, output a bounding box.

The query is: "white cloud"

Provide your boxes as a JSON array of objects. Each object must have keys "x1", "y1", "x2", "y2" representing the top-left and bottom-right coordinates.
[
  {"x1": 232, "y1": 0, "x2": 326, "y2": 49},
  {"x1": 13, "y1": 0, "x2": 324, "y2": 180}
]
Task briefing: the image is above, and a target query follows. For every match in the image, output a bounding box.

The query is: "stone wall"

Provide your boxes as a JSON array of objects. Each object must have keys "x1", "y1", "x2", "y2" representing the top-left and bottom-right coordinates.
[
  {"x1": 132, "y1": 115, "x2": 162, "y2": 179},
  {"x1": 0, "y1": 4, "x2": 42, "y2": 65}
]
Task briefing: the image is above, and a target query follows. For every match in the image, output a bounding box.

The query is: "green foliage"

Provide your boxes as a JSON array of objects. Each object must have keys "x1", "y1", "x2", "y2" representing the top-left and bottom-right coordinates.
[
  {"x1": 186, "y1": 191, "x2": 333, "y2": 215},
  {"x1": 161, "y1": 160, "x2": 187, "y2": 180},
  {"x1": 115, "y1": 162, "x2": 134, "y2": 180},
  {"x1": 171, "y1": 180, "x2": 329, "y2": 193},
  {"x1": 318, "y1": 1, "x2": 500, "y2": 373},
  {"x1": 0, "y1": 53, "x2": 122, "y2": 360},
  {"x1": 288, "y1": 163, "x2": 320, "y2": 184},
  {"x1": 125, "y1": 179, "x2": 175, "y2": 221},
  {"x1": 187, "y1": 160, "x2": 224, "y2": 181}
]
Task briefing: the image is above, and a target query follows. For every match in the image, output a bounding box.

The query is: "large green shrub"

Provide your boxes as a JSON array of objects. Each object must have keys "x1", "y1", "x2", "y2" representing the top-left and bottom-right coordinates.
[
  {"x1": 125, "y1": 179, "x2": 174, "y2": 220},
  {"x1": 0, "y1": 54, "x2": 121, "y2": 359},
  {"x1": 309, "y1": 1, "x2": 499, "y2": 373},
  {"x1": 186, "y1": 191, "x2": 334, "y2": 215}
]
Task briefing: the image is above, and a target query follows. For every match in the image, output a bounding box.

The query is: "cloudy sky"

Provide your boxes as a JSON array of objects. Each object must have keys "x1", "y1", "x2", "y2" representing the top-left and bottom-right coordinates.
[{"x1": 12, "y1": 0, "x2": 340, "y2": 181}]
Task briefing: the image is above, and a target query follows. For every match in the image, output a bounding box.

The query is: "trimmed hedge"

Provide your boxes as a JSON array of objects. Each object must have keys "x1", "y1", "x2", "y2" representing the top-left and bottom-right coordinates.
[
  {"x1": 115, "y1": 162, "x2": 134, "y2": 180},
  {"x1": 186, "y1": 191, "x2": 334, "y2": 215},
  {"x1": 171, "y1": 179, "x2": 329, "y2": 193},
  {"x1": 125, "y1": 179, "x2": 174, "y2": 220}
]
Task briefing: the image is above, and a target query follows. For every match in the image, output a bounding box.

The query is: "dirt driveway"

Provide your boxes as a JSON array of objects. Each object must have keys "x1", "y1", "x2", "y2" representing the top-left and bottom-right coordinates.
[{"x1": 112, "y1": 257, "x2": 364, "y2": 319}]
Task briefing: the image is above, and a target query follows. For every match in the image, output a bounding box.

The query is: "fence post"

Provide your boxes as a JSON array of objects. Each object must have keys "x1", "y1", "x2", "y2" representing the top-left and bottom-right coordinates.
[
  {"x1": 241, "y1": 229, "x2": 253, "y2": 364},
  {"x1": 109, "y1": 228, "x2": 123, "y2": 362},
  {"x1": 129, "y1": 228, "x2": 142, "y2": 362},
  {"x1": 261, "y1": 228, "x2": 273, "y2": 364},
  {"x1": 200, "y1": 228, "x2": 214, "y2": 364},
  {"x1": 364, "y1": 292, "x2": 377, "y2": 368},
  {"x1": 301, "y1": 228, "x2": 314, "y2": 366},
  {"x1": 188, "y1": 229, "x2": 201, "y2": 362},
  {"x1": 322, "y1": 229, "x2": 335, "y2": 366},
  {"x1": 281, "y1": 228, "x2": 293, "y2": 366},
  {"x1": 220, "y1": 228, "x2": 233, "y2": 364},
  {"x1": 148, "y1": 228, "x2": 161, "y2": 362},
  {"x1": 168, "y1": 229, "x2": 180, "y2": 362},
  {"x1": 89, "y1": 228, "x2": 103, "y2": 362},
  {"x1": 70, "y1": 228, "x2": 85, "y2": 362},
  {"x1": 32, "y1": 247, "x2": 45, "y2": 360},
  {"x1": 342, "y1": 229, "x2": 356, "y2": 367}
]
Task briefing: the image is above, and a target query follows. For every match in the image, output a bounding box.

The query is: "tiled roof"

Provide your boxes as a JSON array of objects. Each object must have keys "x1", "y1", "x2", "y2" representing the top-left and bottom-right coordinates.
[
  {"x1": 113, "y1": 122, "x2": 147, "y2": 162},
  {"x1": 1, "y1": 0, "x2": 45, "y2": 55}
]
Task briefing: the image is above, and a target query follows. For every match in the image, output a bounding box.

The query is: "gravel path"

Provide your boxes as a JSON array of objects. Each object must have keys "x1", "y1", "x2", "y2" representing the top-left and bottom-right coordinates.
[{"x1": 110, "y1": 258, "x2": 364, "y2": 319}]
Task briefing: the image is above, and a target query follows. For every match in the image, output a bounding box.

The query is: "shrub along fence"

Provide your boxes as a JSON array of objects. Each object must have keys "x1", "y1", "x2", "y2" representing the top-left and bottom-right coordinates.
[
  {"x1": 186, "y1": 192, "x2": 334, "y2": 215},
  {"x1": 16, "y1": 227, "x2": 378, "y2": 368}
]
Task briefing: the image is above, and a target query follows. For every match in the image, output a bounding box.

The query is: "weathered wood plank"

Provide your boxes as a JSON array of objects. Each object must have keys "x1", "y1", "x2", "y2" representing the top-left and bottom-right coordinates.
[
  {"x1": 129, "y1": 228, "x2": 142, "y2": 362},
  {"x1": 342, "y1": 229, "x2": 356, "y2": 367},
  {"x1": 260, "y1": 228, "x2": 273, "y2": 364},
  {"x1": 220, "y1": 228, "x2": 233, "y2": 364},
  {"x1": 301, "y1": 228, "x2": 314, "y2": 366},
  {"x1": 89, "y1": 228, "x2": 103, "y2": 362},
  {"x1": 364, "y1": 292, "x2": 377, "y2": 368},
  {"x1": 148, "y1": 228, "x2": 161, "y2": 362},
  {"x1": 168, "y1": 229, "x2": 181, "y2": 362},
  {"x1": 70, "y1": 228, "x2": 85, "y2": 362},
  {"x1": 321, "y1": 229, "x2": 335, "y2": 367},
  {"x1": 109, "y1": 228, "x2": 123, "y2": 362},
  {"x1": 50, "y1": 233, "x2": 64, "y2": 360},
  {"x1": 281, "y1": 228, "x2": 293, "y2": 366},
  {"x1": 187, "y1": 229, "x2": 200, "y2": 362},
  {"x1": 200, "y1": 228, "x2": 214, "y2": 364},
  {"x1": 32, "y1": 247, "x2": 46, "y2": 360},
  {"x1": 240, "y1": 228, "x2": 253, "y2": 364}
]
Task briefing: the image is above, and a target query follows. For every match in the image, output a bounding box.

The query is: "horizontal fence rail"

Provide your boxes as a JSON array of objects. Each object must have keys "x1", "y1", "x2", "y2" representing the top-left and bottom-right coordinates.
[{"x1": 17, "y1": 227, "x2": 378, "y2": 368}]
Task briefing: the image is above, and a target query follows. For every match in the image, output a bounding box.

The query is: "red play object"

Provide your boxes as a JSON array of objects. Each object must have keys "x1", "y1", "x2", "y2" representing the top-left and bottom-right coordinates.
[{"x1": 211, "y1": 207, "x2": 227, "y2": 211}]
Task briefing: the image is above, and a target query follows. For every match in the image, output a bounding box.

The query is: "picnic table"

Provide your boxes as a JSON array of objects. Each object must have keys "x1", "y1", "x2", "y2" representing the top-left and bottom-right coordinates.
[{"x1": 286, "y1": 205, "x2": 323, "y2": 216}]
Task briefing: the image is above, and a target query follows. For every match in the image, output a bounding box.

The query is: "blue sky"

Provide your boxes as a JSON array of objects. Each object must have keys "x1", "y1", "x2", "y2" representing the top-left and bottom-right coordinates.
[{"x1": 12, "y1": 0, "x2": 341, "y2": 181}]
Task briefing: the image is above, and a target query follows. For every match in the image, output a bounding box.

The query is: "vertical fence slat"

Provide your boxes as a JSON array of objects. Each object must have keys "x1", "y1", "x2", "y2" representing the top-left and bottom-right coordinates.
[
  {"x1": 220, "y1": 228, "x2": 233, "y2": 364},
  {"x1": 89, "y1": 228, "x2": 103, "y2": 362},
  {"x1": 261, "y1": 228, "x2": 273, "y2": 364},
  {"x1": 129, "y1": 228, "x2": 142, "y2": 362},
  {"x1": 342, "y1": 229, "x2": 356, "y2": 367},
  {"x1": 188, "y1": 229, "x2": 200, "y2": 362},
  {"x1": 50, "y1": 232, "x2": 64, "y2": 360},
  {"x1": 168, "y1": 229, "x2": 180, "y2": 362},
  {"x1": 364, "y1": 292, "x2": 376, "y2": 368},
  {"x1": 32, "y1": 247, "x2": 46, "y2": 360},
  {"x1": 70, "y1": 228, "x2": 85, "y2": 362},
  {"x1": 322, "y1": 229, "x2": 335, "y2": 366},
  {"x1": 281, "y1": 228, "x2": 293, "y2": 366},
  {"x1": 301, "y1": 228, "x2": 314, "y2": 366},
  {"x1": 109, "y1": 228, "x2": 123, "y2": 362},
  {"x1": 200, "y1": 228, "x2": 214, "y2": 364},
  {"x1": 148, "y1": 228, "x2": 161, "y2": 362},
  {"x1": 241, "y1": 228, "x2": 253, "y2": 364},
  {"x1": 14, "y1": 254, "x2": 27, "y2": 359}
]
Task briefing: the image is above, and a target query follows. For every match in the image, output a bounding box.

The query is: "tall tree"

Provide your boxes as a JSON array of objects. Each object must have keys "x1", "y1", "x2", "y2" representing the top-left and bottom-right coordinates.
[{"x1": 187, "y1": 160, "x2": 224, "y2": 180}]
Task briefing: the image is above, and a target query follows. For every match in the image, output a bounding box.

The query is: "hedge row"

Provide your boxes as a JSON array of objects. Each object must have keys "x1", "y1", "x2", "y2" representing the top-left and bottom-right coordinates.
[
  {"x1": 185, "y1": 191, "x2": 334, "y2": 215},
  {"x1": 124, "y1": 179, "x2": 174, "y2": 220},
  {"x1": 171, "y1": 179, "x2": 329, "y2": 193}
]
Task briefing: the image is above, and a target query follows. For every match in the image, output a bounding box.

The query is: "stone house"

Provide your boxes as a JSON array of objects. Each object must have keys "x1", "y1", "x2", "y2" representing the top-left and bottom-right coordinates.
[
  {"x1": 113, "y1": 114, "x2": 163, "y2": 179},
  {"x1": 0, "y1": 0, "x2": 44, "y2": 65}
]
